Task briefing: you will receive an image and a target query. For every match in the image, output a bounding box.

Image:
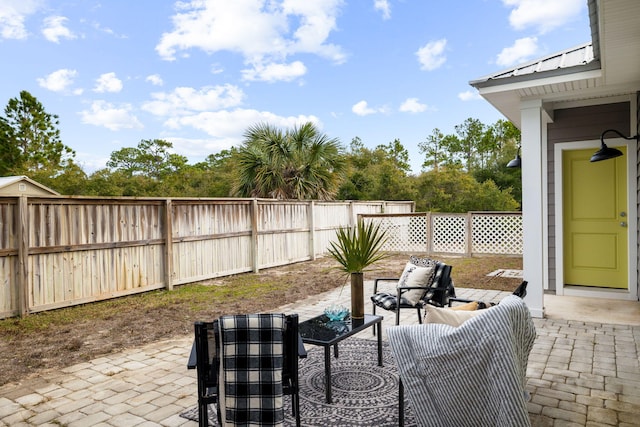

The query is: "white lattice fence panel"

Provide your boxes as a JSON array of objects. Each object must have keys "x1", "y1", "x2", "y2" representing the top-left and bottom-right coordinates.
[
  {"x1": 432, "y1": 214, "x2": 466, "y2": 253},
  {"x1": 366, "y1": 216, "x2": 427, "y2": 252},
  {"x1": 471, "y1": 214, "x2": 523, "y2": 254}
]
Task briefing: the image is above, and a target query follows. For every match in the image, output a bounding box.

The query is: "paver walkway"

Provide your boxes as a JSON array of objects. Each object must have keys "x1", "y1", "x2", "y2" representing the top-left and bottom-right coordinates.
[{"x1": 0, "y1": 282, "x2": 638, "y2": 426}]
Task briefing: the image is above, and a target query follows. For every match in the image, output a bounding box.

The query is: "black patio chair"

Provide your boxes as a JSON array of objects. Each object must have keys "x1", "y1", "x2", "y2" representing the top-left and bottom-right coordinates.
[
  {"x1": 192, "y1": 313, "x2": 303, "y2": 427},
  {"x1": 371, "y1": 256, "x2": 455, "y2": 326}
]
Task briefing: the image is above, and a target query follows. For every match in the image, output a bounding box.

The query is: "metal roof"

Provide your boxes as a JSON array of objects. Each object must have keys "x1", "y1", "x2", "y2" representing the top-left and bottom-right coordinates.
[{"x1": 469, "y1": 43, "x2": 599, "y2": 89}]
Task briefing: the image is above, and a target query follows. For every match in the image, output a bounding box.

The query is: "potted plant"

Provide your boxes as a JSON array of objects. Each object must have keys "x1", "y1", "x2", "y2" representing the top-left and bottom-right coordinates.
[{"x1": 328, "y1": 219, "x2": 388, "y2": 320}]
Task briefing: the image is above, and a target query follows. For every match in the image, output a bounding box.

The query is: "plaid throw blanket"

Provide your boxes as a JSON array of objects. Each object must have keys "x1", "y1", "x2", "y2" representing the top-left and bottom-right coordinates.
[
  {"x1": 388, "y1": 295, "x2": 536, "y2": 427},
  {"x1": 218, "y1": 314, "x2": 286, "y2": 426}
]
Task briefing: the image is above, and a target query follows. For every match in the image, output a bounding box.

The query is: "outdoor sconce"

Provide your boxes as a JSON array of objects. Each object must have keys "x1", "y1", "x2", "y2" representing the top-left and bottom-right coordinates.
[
  {"x1": 506, "y1": 146, "x2": 521, "y2": 168},
  {"x1": 590, "y1": 129, "x2": 639, "y2": 162}
]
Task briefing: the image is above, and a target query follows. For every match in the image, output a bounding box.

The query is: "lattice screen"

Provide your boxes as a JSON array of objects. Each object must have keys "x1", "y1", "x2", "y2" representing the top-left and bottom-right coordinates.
[
  {"x1": 362, "y1": 212, "x2": 522, "y2": 256},
  {"x1": 432, "y1": 214, "x2": 467, "y2": 253},
  {"x1": 471, "y1": 214, "x2": 523, "y2": 254}
]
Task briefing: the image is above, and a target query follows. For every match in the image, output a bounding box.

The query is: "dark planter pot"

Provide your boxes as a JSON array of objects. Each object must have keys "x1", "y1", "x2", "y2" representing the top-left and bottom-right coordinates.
[{"x1": 350, "y1": 272, "x2": 365, "y2": 319}]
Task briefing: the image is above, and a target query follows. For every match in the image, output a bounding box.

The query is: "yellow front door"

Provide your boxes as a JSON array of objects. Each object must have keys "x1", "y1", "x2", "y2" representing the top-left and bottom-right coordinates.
[{"x1": 563, "y1": 148, "x2": 627, "y2": 288}]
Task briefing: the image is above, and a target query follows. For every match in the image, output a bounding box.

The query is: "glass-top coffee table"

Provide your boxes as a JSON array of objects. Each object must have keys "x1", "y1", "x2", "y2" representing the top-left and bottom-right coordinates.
[{"x1": 299, "y1": 313, "x2": 383, "y2": 403}]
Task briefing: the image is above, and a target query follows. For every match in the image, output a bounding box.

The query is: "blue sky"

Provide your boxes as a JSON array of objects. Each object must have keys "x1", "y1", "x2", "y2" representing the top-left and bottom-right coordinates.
[{"x1": 1, "y1": 0, "x2": 590, "y2": 174}]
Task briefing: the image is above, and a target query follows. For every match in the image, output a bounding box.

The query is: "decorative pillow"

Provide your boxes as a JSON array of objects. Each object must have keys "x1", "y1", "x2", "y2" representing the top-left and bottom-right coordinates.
[
  {"x1": 409, "y1": 255, "x2": 438, "y2": 268},
  {"x1": 398, "y1": 262, "x2": 436, "y2": 306},
  {"x1": 450, "y1": 301, "x2": 479, "y2": 311},
  {"x1": 423, "y1": 304, "x2": 486, "y2": 327}
]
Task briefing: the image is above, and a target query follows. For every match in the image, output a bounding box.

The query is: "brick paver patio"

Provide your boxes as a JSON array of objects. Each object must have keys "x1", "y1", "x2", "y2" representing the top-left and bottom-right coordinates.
[{"x1": 0, "y1": 282, "x2": 638, "y2": 426}]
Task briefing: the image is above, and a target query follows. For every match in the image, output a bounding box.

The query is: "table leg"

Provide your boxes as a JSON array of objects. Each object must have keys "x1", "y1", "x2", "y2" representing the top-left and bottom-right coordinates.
[
  {"x1": 324, "y1": 346, "x2": 332, "y2": 403},
  {"x1": 333, "y1": 344, "x2": 339, "y2": 358},
  {"x1": 376, "y1": 322, "x2": 383, "y2": 367}
]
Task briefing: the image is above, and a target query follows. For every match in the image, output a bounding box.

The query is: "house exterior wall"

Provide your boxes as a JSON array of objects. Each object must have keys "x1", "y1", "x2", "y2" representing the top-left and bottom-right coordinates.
[
  {"x1": 545, "y1": 102, "x2": 631, "y2": 291},
  {"x1": 0, "y1": 181, "x2": 56, "y2": 196}
]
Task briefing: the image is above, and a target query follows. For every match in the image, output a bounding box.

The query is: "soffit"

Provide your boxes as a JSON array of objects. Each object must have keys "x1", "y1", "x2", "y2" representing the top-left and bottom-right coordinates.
[{"x1": 469, "y1": 0, "x2": 640, "y2": 127}]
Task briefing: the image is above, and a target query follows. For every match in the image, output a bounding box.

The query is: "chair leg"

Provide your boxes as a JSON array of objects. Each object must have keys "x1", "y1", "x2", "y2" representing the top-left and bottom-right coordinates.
[
  {"x1": 395, "y1": 307, "x2": 400, "y2": 325},
  {"x1": 416, "y1": 307, "x2": 422, "y2": 324},
  {"x1": 372, "y1": 304, "x2": 377, "y2": 336},
  {"x1": 294, "y1": 393, "x2": 301, "y2": 427},
  {"x1": 198, "y1": 401, "x2": 208, "y2": 427}
]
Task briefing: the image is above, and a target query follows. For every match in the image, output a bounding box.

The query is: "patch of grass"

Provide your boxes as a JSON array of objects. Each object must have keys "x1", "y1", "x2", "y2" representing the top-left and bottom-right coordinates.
[{"x1": 0, "y1": 273, "x2": 306, "y2": 337}]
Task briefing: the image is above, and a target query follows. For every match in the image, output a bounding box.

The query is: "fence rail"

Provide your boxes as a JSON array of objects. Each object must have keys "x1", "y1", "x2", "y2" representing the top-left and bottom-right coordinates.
[
  {"x1": 0, "y1": 196, "x2": 413, "y2": 318},
  {"x1": 0, "y1": 197, "x2": 522, "y2": 319}
]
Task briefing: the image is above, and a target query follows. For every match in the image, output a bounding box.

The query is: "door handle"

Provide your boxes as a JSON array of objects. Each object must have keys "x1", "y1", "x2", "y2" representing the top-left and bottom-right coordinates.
[{"x1": 620, "y1": 222, "x2": 627, "y2": 227}]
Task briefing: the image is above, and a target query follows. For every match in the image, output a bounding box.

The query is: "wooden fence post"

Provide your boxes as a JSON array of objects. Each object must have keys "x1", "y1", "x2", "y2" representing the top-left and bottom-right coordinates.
[
  {"x1": 426, "y1": 212, "x2": 433, "y2": 255},
  {"x1": 17, "y1": 196, "x2": 29, "y2": 317},
  {"x1": 163, "y1": 200, "x2": 174, "y2": 291},
  {"x1": 308, "y1": 201, "x2": 316, "y2": 260},
  {"x1": 465, "y1": 212, "x2": 473, "y2": 257},
  {"x1": 251, "y1": 199, "x2": 259, "y2": 273}
]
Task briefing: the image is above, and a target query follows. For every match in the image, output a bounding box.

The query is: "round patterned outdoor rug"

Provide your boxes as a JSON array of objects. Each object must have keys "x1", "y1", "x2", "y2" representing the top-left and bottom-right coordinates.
[{"x1": 181, "y1": 338, "x2": 417, "y2": 426}]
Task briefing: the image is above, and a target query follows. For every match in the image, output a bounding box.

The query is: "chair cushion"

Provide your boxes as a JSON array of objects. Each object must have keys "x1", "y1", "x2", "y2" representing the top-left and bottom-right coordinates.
[
  {"x1": 450, "y1": 301, "x2": 478, "y2": 311},
  {"x1": 398, "y1": 262, "x2": 436, "y2": 306},
  {"x1": 371, "y1": 292, "x2": 398, "y2": 310},
  {"x1": 423, "y1": 304, "x2": 487, "y2": 327}
]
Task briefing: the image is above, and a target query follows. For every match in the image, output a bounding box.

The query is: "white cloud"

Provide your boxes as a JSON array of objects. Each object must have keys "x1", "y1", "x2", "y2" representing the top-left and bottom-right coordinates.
[
  {"x1": 416, "y1": 39, "x2": 447, "y2": 71},
  {"x1": 399, "y1": 98, "x2": 427, "y2": 113},
  {"x1": 93, "y1": 72, "x2": 123, "y2": 93},
  {"x1": 374, "y1": 0, "x2": 391, "y2": 20},
  {"x1": 503, "y1": 0, "x2": 584, "y2": 34},
  {"x1": 146, "y1": 74, "x2": 164, "y2": 86},
  {"x1": 80, "y1": 100, "x2": 143, "y2": 131},
  {"x1": 241, "y1": 60, "x2": 307, "y2": 82},
  {"x1": 496, "y1": 36, "x2": 538, "y2": 67},
  {"x1": 0, "y1": 0, "x2": 42, "y2": 39},
  {"x1": 42, "y1": 15, "x2": 76, "y2": 43},
  {"x1": 352, "y1": 100, "x2": 378, "y2": 116},
  {"x1": 142, "y1": 85, "x2": 245, "y2": 116},
  {"x1": 37, "y1": 68, "x2": 78, "y2": 92},
  {"x1": 458, "y1": 90, "x2": 482, "y2": 101},
  {"x1": 164, "y1": 109, "x2": 321, "y2": 144},
  {"x1": 155, "y1": 0, "x2": 345, "y2": 82}
]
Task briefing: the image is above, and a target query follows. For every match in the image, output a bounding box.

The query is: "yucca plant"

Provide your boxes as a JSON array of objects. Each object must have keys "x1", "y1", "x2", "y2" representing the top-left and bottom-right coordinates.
[{"x1": 328, "y1": 219, "x2": 388, "y2": 319}]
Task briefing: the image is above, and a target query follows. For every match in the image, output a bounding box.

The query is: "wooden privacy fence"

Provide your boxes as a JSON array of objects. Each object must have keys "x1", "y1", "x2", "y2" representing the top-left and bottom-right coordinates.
[
  {"x1": 362, "y1": 211, "x2": 522, "y2": 257},
  {"x1": 0, "y1": 196, "x2": 413, "y2": 318}
]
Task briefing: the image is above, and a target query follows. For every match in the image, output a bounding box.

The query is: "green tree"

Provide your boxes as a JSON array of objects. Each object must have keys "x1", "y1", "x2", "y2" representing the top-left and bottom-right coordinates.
[
  {"x1": 233, "y1": 122, "x2": 346, "y2": 200},
  {"x1": 419, "y1": 128, "x2": 458, "y2": 172},
  {"x1": 338, "y1": 137, "x2": 415, "y2": 201},
  {"x1": 452, "y1": 117, "x2": 485, "y2": 171},
  {"x1": 415, "y1": 167, "x2": 518, "y2": 212},
  {"x1": 107, "y1": 139, "x2": 188, "y2": 180},
  {"x1": 472, "y1": 120, "x2": 522, "y2": 207},
  {"x1": 376, "y1": 138, "x2": 410, "y2": 172},
  {"x1": 0, "y1": 90, "x2": 75, "y2": 176}
]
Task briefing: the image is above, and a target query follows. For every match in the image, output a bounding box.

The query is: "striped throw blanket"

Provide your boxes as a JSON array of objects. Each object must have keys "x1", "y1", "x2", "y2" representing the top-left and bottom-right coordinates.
[
  {"x1": 388, "y1": 295, "x2": 536, "y2": 427},
  {"x1": 218, "y1": 314, "x2": 286, "y2": 426}
]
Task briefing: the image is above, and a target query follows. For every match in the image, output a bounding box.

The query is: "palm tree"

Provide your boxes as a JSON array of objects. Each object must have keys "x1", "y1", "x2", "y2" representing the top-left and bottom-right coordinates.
[{"x1": 233, "y1": 122, "x2": 346, "y2": 200}]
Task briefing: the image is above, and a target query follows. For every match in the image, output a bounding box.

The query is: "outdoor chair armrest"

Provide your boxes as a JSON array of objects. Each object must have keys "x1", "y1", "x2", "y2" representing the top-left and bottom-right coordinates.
[
  {"x1": 187, "y1": 341, "x2": 197, "y2": 369},
  {"x1": 298, "y1": 336, "x2": 307, "y2": 358},
  {"x1": 373, "y1": 277, "x2": 400, "y2": 293},
  {"x1": 396, "y1": 285, "x2": 430, "y2": 296},
  {"x1": 189, "y1": 333, "x2": 307, "y2": 369}
]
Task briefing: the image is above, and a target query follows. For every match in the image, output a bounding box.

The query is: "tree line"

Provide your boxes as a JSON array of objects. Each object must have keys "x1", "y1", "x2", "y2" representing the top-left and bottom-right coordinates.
[{"x1": 0, "y1": 90, "x2": 522, "y2": 212}]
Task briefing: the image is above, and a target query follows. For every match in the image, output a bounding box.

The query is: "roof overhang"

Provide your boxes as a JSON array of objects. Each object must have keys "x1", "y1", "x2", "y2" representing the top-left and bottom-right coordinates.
[{"x1": 469, "y1": 0, "x2": 640, "y2": 128}]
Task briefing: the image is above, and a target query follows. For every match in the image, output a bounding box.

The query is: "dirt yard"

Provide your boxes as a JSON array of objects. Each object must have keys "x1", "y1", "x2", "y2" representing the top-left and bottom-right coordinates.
[{"x1": 0, "y1": 254, "x2": 522, "y2": 387}]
